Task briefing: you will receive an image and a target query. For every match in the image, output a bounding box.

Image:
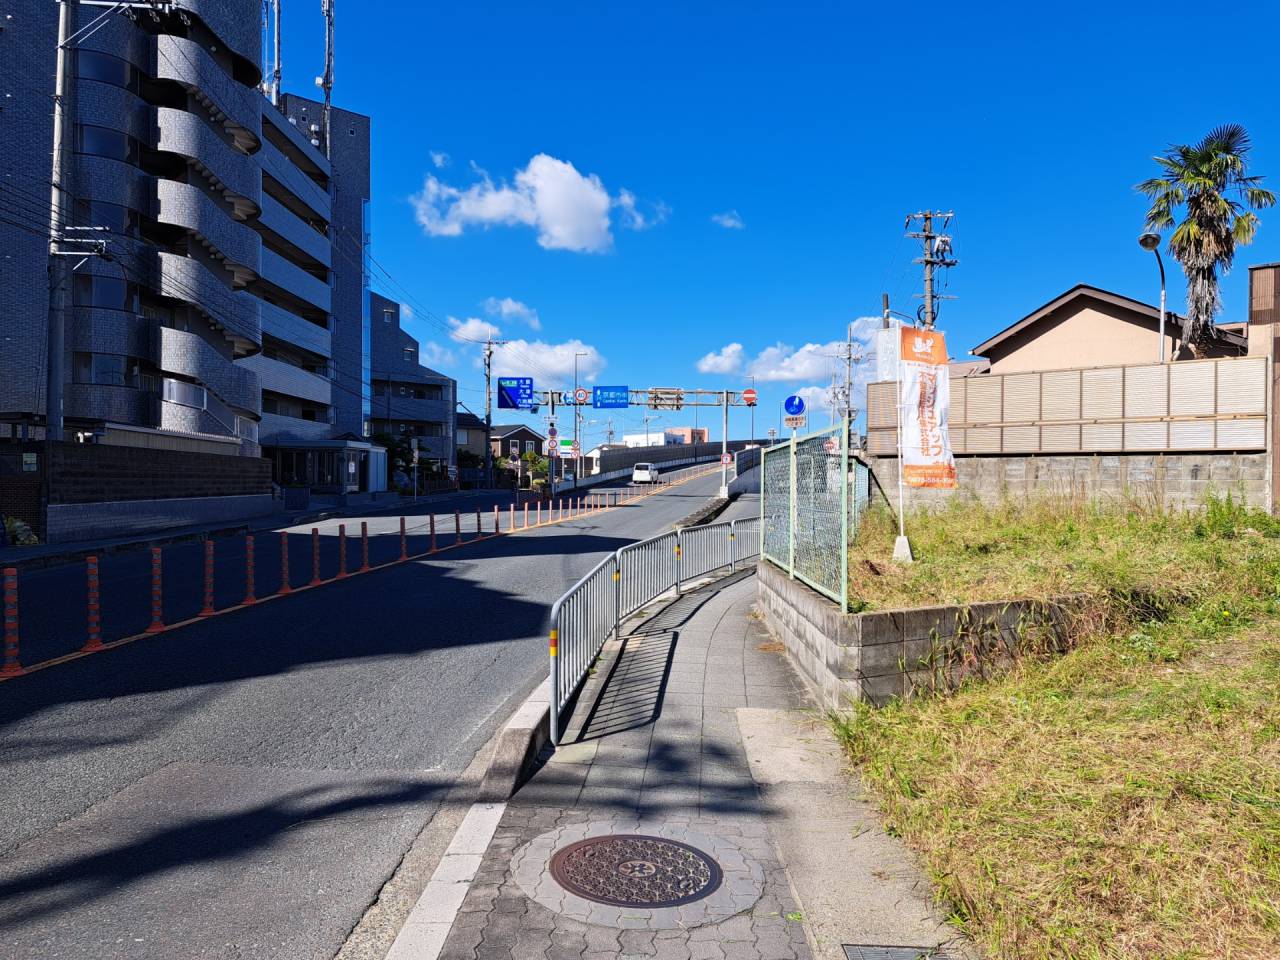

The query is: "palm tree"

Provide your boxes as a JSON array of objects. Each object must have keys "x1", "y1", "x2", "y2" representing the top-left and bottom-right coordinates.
[{"x1": 1136, "y1": 124, "x2": 1275, "y2": 355}]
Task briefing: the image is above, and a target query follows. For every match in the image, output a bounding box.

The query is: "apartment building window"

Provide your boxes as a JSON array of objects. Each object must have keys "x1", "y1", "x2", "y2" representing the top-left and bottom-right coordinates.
[
  {"x1": 77, "y1": 124, "x2": 138, "y2": 164},
  {"x1": 74, "y1": 199, "x2": 137, "y2": 238},
  {"x1": 72, "y1": 353, "x2": 148, "y2": 388},
  {"x1": 162, "y1": 378, "x2": 207, "y2": 410},
  {"x1": 77, "y1": 50, "x2": 137, "y2": 92},
  {"x1": 423, "y1": 422, "x2": 444, "y2": 437},
  {"x1": 424, "y1": 384, "x2": 444, "y2": 401},
  {"x1": 73, "y1": 275, "x2": 137, "y2": 312}
]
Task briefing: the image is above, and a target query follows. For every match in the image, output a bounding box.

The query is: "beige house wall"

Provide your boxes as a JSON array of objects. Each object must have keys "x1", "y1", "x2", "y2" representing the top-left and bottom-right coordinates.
[{"x1": 984, "y1": 301, "x2": 1181, "y2": 374}]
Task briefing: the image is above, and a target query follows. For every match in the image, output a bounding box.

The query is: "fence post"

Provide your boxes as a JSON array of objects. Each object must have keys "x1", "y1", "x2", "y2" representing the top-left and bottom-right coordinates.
[
  {"x1": 359, "y1": 522, "x2": 371, "y2": 572},
  {"x1": 399, "y1": 517, "x2": 408, "y2": 561},
  {"x1": 612, "y1": 556, "x2": 621, "y2": 640},
  {"x1": 548, "y1": 617, "x2": 560, "y2": 745},
  {"x1": 674, "y1": 529, "x2": 683, "y2": 596},
  {"x1": 337, "y1": 524, "x2": 348, "y2": 578},
  {"x1": 279, "y1": 532, "x2": 292, "y2": 594},
  {"x1": 840, "y1": 416, "x2": 850, "y2": 612},
  {"x1": 243, "y1": 535, "x2": 257, "y2": 605},
  {"x1": 84, "y1": 556, "x2": 103, "y2": 651},
  {"x1": 146, "y1": 548, "x2": 165, "y2": 633},
  {"x1": 788, "y1": 433, "x2": 797, "y2": 579},
  {"x1": 201, "y1": 539, "x2": 216, "y2": 615},
  {"x1": 2, "y1": 568, "x2": 20, "y2": 675},
  {"x1": 310, "y1": 528, "x2": 322, "y2": 585},
  {"x1": 729, "y1": 521, "x2": 736, "y2": 572}
]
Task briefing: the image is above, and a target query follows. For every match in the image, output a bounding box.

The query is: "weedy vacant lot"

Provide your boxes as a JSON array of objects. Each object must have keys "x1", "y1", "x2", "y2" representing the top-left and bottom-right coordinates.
[{"x1": 834, "y1": 496, "x2": 1280, "y2": 959}]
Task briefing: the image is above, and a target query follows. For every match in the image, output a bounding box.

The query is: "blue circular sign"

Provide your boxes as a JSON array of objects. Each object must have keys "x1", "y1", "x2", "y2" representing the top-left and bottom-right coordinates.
[{"x1": 783, "y1": 394, "x2": 806, "y2": 416}]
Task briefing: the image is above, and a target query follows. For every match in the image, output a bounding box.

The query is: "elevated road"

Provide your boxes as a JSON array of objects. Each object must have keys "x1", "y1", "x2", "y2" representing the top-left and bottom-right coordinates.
[{"x1": 0, "y1": 472, "x2": 725, "y2": 959}]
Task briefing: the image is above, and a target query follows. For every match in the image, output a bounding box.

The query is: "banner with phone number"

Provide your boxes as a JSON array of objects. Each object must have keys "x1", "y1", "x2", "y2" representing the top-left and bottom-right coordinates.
[{"x1": 898, "y1": 326, "x2": 957, "y2": 488}]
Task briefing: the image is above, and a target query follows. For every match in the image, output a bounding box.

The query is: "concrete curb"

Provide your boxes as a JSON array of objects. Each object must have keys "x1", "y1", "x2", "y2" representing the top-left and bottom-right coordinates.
[{"x1": 475, "y1": 684, "x2": 551, "y2": 803}]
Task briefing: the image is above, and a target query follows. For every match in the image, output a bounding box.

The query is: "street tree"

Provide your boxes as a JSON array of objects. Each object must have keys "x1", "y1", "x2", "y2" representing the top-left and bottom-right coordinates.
[{"x1": 1136, "y1": 124, "x2": 1275, "y2": 355}]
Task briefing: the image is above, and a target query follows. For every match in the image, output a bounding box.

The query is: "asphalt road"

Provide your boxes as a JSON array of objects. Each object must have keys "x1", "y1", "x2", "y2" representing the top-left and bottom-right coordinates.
[{"x1": 0, "y1": 472, "x2": 724, "y2": 960}]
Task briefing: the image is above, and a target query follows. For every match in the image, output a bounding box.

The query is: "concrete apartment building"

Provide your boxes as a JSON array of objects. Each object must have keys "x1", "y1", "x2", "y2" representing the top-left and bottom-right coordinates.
[
  {"x1": 370, "y1": 292, "x2": 456, "y2": 475},
  {"x1": 0, "y1": 1, "x2": 386, "y2": 530}
]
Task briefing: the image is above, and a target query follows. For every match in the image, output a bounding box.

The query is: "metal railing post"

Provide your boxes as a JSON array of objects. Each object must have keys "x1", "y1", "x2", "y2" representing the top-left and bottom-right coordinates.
[
  {"x1": 674, "y1": 528, "x2": 683, "y2": 596},
  {"x1": 612, "y1": 553, "x2": 621, "y2": 639},
  {"x1": 788, "y1": 432, "x2": 797, "y2": 578},
  {"x1": 548, "y1": 611, "x2": 561, "y2": 744}
]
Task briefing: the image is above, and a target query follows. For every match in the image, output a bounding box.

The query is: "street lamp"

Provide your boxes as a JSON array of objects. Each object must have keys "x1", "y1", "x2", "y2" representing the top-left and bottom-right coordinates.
[{"x1": 1139, "y1": 232, "x2": 1167, "y2": 362}]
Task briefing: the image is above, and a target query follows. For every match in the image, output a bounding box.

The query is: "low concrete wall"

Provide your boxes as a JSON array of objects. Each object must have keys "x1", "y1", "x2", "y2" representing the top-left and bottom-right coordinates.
[
  {"x1": 46, "y1": 494, "x2": 276, "y2": 543},
  {"x1": 869, "y1": 452, "x2": 1269, "y2": 513},
  {"x1": 728, "y1": 464, "x2": 759, "y2": 496},
  {"x1": 756, "y1": 560, "x2": 1078, "y2": 709}
]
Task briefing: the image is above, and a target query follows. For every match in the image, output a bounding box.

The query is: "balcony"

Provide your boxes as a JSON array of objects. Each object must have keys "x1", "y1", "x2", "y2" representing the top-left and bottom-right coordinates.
[
  {"x1": 257, "y1": 192, "x2": 331, "y2": 269},
  {"x1": 156, "y1": 252, "x2": 261, "y2": 355},
  {"x1": 257, "y1": 411, "x2": 333, "y2": 444},
  {"x1": 259, "y1": 299, "x2": 331, "y2": 359},
  {"x1": 259, "y1": 247, "x2": 331, "y2": 315},
  {"x1": 237, "y1": 353, "x2": 331, "y2": 407},
  {"x1": 156, "y1": 178, "x2": 261, "y2": 278},
  {"x1": 156, "y1": 106, "x2": 260, "y2": 216},
  {"x1": 158, "y1": 326, "x2": 261, "y2": 414},
  {"x1": 260, "y1": 137, "x2": 331, "y2": 223},
  {"x1": 154, "y1": 34, "x2": 260, "y2": 151}
]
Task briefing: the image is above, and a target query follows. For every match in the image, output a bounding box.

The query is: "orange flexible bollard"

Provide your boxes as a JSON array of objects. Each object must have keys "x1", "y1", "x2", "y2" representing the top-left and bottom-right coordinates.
[
  {"x1": 145, "y1": 548, "x2": 165, "y2": 633},
  {"x1": 536, "y1": 501, "x2": 542, "y2": 526},
  {"x1": 337, "y1": 525, "x2": 348, "y2": 578},
  {"x1": 243, "y1": 535, "x2": 257, "y2": 605},
  {"x1": 523, "y1": 503, "x2": 529, "y2": 529},
  {"x1": 399, "y1": 517, "x2": 408, "y2": 561},
  {"x1": 310, "y1": 528, "x2": 322, "y2": 585},
  {"x1": 493, "y1": 504, "x2": 499, "y2": 535},
  {"x1": 359, "y1": 522, "x2": 371, "y2": 572},
  {"x1": 455, "y1": 511, "x2": 461, "y2": 543},
  {"x1": 475, "y1": 508, "x2": 482, "y2": 540},
  {"x1": 429, "y1": 513, "x2": 437, "y2": 552},
  {"x1": 201, "y1": 539, "x2": 216, "y2": 615},
  {"x1": 83, "y1": 556, "x2": 103, "y2": 651},
  {"x1": 2, "y1": 568, "x2": 21, "y2": 675},
  {"x1": 279, "y1": 532, "x2": 292, "y2": 594},
  {"x1": 509, "y1": 502, "x2": 515, "y2": 532}
]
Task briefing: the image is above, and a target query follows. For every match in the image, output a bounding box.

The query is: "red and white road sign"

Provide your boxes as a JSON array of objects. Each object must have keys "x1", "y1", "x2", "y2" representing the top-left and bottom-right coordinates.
[
  {"x1": 823, "y1": 437, "x2": 839, "y2": 454},
  {"x1": 573, "y1": 387, "x2": 589, "y2": 404},
  {"x1": 741, "y1": 387, "x2": 757, "y2": 406},
  {"x1": 572, "y1": 441, "x2": 581, "y2": 454},
  {"x1": 721, "y1": 453, "x2": 732, "y2": 465}
]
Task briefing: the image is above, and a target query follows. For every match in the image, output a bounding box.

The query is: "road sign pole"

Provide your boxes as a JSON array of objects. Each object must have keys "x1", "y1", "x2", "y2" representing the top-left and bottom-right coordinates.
[{"x1": 719, "y1": 390, "x2": 729, "y2": 498}]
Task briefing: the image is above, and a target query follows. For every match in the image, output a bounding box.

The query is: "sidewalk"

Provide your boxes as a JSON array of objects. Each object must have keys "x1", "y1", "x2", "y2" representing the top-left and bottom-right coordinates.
[{"x1": 405, "y1": 570, "x2": 966, "y2": 960}]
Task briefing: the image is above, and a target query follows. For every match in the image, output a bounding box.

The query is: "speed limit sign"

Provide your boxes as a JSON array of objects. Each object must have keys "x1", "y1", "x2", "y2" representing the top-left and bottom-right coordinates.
[{"x1": 573, "y1": 387, "x2": 589, "y2": 404}]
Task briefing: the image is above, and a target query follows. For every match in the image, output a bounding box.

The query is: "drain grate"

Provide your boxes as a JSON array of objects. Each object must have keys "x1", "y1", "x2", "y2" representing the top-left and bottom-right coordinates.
[
  {"x1": 549, "y1": 834, "x2": 723, "y2": 909},
  {"x1": 842, "y1": 948, "x2": 954, "y2": 960}
]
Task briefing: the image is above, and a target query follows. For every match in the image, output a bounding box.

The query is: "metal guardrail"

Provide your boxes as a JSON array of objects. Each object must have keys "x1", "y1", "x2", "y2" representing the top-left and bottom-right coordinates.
[{"x1": 547, "y1": 514, "x2": 760, "y2": 744}]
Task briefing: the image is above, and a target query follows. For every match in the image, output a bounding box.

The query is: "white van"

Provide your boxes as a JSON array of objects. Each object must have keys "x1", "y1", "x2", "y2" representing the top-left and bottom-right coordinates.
[{"x1": 631, "y1": 462, "x2": 659, "y2": 484}]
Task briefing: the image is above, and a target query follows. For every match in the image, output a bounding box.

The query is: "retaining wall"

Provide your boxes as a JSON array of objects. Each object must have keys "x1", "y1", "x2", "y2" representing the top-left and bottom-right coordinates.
[
  {"x1": 755, "y1": 560, "x2": 1078, "y2": 709},
  {"x1": 868, "y1": 452, "x2": 1269, "y2": 513}
]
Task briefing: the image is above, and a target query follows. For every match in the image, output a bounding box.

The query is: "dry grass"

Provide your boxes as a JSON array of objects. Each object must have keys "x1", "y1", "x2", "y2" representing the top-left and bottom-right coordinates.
[{"x1": 832, "y1": 495, "x2": 1280, "y2": 959}]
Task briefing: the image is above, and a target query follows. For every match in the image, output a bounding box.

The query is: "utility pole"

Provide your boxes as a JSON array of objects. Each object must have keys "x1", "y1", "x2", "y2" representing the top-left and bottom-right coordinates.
[
  {"x1": 719, "y1": 390, "x2": 729, "y2": 498},
  {"x1": 319, "y1": 0, "x2": 334, "y2": 158},
  {"x1": 905, "y1": 211, "x2": 957, "y2": 329},
  {"x1": 482, "y1": 333, "x2": 509, "y2": 489},
  {"x1": 45, "y1": 0, "x2": 78, "y2": 443}
]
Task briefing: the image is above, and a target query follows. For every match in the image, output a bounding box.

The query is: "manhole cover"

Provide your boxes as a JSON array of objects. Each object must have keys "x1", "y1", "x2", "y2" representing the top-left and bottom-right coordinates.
[
  {"x1": 549, "y1": 834, "x2": 723, "y2": 908},
  {"x1": 843, "y1": 947, "x2": 953, "y2": 960}
]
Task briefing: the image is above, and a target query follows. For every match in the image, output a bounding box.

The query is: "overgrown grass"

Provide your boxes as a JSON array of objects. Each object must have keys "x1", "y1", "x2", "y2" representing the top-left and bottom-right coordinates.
[{"x1": 833, "y1": 494, "x2": 1280, "y2": 959}]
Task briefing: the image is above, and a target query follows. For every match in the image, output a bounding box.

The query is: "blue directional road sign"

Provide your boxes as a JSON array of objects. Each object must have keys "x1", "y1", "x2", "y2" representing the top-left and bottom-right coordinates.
[
  {"x1": 497, "y1": 377, "x2": 535, "y2": 410},
  {"x1": 784, "y1": 394, "x2": 806, "y2": 416},
  {"x1": 592, "y1": 385, "x2": 630, "y2": 409}
]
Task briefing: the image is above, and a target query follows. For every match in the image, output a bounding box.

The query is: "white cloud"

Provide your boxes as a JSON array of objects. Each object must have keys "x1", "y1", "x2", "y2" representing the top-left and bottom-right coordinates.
[
  {"x1": 483, "y1": 296, "x2": 541, "y2": 331},
  {"x1": 616, "y1": 190, "x2": 669, "y2": 231},
  {"x1": 711, "y1": 210, "x2": 745, "y2": 230},
  {"x1": 695, "y1": 343, "x2": 744, "y2": 375},
  {"x1": 412, "y1": 153, "x2": 631, "y2": 253},
  {"x1": 448, "y1": 315, "x2": 500, "y2": 343},
  {"x1": 795, "y1": 385, "x2": 836, "y2": 411},
  {"x1": 399, "y1": 303, "x2": 415, "y2": 320},
  {"x1": 419, "y1": 341, "x2": 456, "y2": 367},
  {"x1": 430, "y1": 150, "x2": 450, "y2": 169},
  {"x1": 490, "y1": 339, "x2": 606, "y2": 382},
  {"x1": 745, "y1": 317, "x2": 881, "y2": 383}
]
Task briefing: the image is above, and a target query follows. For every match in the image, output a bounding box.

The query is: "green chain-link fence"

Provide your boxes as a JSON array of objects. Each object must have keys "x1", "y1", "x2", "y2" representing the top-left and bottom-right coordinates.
[{"x1": 759, "y1": 419, "x2": 870, "y2": 611}]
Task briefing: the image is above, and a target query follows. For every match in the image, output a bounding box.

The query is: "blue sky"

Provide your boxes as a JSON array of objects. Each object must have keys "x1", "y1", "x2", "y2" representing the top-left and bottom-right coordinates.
[{"x1": 282, "y1": 1, "x2": 1280, "y2": 447}]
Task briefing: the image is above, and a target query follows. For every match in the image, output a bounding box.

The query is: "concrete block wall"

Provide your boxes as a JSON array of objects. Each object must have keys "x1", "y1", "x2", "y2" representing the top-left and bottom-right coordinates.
[
  {"x1": 755, "y1": 560, "x2": 1078, "y2": 709},
  {"x1": 869, "y1": 452, "x2": 1269, "y2": 513},
  {"x1": 48, "y1": 442, "x2": 271, "y2": 505}
]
